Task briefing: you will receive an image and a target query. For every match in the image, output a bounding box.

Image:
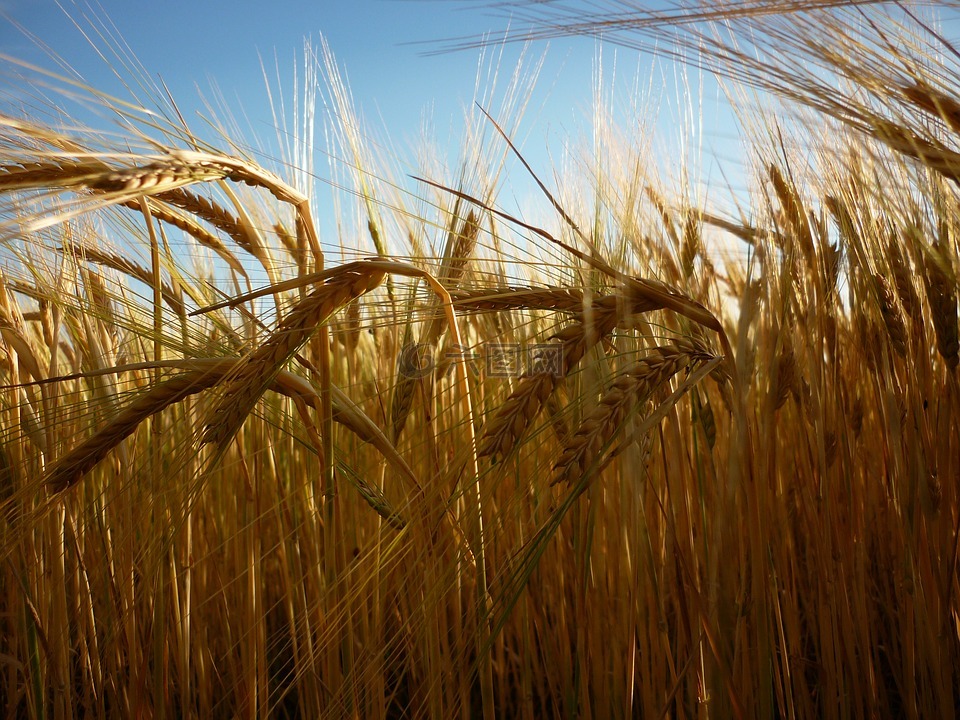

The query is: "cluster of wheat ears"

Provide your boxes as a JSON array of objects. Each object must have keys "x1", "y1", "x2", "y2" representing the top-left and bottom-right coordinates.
[{"x1": 1, "y1": 2, "x2": 959, "y2": 718}]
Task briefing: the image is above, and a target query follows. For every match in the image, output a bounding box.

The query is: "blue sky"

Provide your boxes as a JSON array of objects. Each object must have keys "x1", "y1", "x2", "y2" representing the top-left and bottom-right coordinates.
[
  {"x1": 3, "y1": 2, "x2": 566, "y2": 124},
  {"x1": 0, "y1": 0, "x2": 742, "y2": 261},
  {"x1": 0, "y1": 1, "x2": 619, "y2": 160}
]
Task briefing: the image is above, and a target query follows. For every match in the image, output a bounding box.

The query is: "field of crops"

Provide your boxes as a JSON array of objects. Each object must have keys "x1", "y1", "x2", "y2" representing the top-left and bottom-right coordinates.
[{"x1": 1, "y1": 3, "x2": 958, "y2": 718}]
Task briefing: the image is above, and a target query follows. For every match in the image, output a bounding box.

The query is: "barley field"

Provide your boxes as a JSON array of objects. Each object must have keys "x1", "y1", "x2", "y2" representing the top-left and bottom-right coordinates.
[{"x1": 1, "y1": 2, "x2": 959, "y2": 718}]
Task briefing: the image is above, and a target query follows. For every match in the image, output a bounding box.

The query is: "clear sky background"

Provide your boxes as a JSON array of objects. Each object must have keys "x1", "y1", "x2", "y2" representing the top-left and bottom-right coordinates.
[
  {"x1": 1, "y1": 0, "x2": 598, "y2": 138},
  {"x1": 0, "y1": 0, "x2": 746, "y2": 259}
]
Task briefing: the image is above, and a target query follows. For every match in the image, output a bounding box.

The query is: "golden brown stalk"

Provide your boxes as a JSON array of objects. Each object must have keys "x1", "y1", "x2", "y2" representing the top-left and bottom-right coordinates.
[
  {"x1": 81, "y1": 268, "x2": 116, "y2": 330},
  {"x1": 18, "y1": 386, "x2": 47, "y2": 455},
  {"x1": 201, "y1": 265, "x2": 386, "y2": 447},
  {"x1": 821, "y1": 238, "x2": 843, "y2": 297},
  {"x1": 552, "y1": 339, "x2": 716, "y2": 486}
]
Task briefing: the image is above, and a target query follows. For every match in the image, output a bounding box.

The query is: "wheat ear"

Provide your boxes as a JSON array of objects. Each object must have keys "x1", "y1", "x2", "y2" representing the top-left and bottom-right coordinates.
[
  {"x1": 872, "y1": 273, "x2": 907, "y2": 357},
  {"x1": 153, "y1": 187, "x2": 259, "y2": 259},
  {"x1": 125, "y1": 198, "x2": 248, "y2": 279},
  {"x1": 922, "y1": 241, "x2": 959, "y2": 369},
  {"x1": 0, "y1": 159, "x2": 223, "y2": 193},
  {"x1": 45, "y1": 368, "x2": 221, "y2": 492},
  {"x1": 478, "y1": 289, "x2": 664, "y2": 459},
  {"x1": 552, "y1": 339, "x2": 717, "y2": 486},
  {"x1": 60, "y1": 243, "x2": 184, "y2": 317},
  {"x1": 389, "y1": 210, "x2": 478, "y2": 441},
  {"x1": 450, "y1": 286, "x2": 587, "y2": 313},
  {"x1": 201, "y1": 265, "x2": 386, "y2": 447},
  {"x1": 42, "y1": 358, "x2": 418, "y2": 500}
]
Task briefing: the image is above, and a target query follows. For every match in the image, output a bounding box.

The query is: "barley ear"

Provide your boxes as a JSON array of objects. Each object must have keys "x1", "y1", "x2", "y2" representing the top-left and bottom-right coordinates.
[
  {"x1": 202, "y1": 266, "x2": 386, "y2": 447},
  {"x1": 922, "y1": 242, "x2": 959, "y2": 369}
]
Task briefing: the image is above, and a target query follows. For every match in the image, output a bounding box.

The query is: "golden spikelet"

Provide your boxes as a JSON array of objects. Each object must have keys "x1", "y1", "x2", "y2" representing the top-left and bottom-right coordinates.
[
  {"x1": 61, "y1": 243, "x2": 185, "y2": 317},
  {"x1": 872, "y1": 273, "x2": 907, "y2": 357},
  {"x1": 388, "y1": 210, "x2": 478, "y2": 441},
  {"x1": 450, "y1": 286, "x2": 586, "y2": 313},
  {"x1": 155, "y1": 188, "x2": 259, "y2": 258}
]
